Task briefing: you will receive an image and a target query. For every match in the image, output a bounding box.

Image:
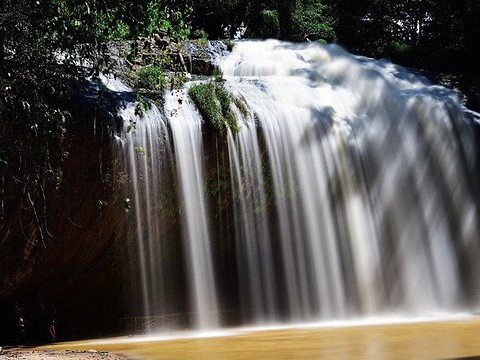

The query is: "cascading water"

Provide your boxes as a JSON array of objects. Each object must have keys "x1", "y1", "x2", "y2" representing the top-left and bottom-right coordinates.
[
  {"x1": 109, "y1": 83, "x2": 220, "y2": 329},
  {"x1": 112, "y1": 95, "x2": 174, "y2": 320},
  {"x1": 221, "y1": 40, "x2": 480, "y2": 320},
  {"x1": 113, "y1": 40, "x2": 480, "y2": 332},
  {"x1": 166, "y1": 89, "x2": 220, "y2": 329}
]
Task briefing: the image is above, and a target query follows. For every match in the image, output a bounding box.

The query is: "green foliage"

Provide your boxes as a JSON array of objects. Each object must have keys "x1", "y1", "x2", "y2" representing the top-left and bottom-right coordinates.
[
  {"x1": 225, "y1": 39, "x2": 236, "y2": 51},
  {"x1": 209, "y1": 160, "x2": 229, "y2": 206},
  {"x1": 245, "y1": 10, "x2": 280, "y2": 39},
  {"x1": 333, "y1": 0, "x2": 480, "y2": 74},
  {"x1": 188, "y1": 81, "x2": 247, "y2": 134},
  {"x1": 169, "y1": 71, "x2": 186, "y2": 89},
  {"x1": 156, "y1": 189, "x2": 179, "y2": 216},
  {"x1": 138, "y1": 65, "x2": 167, "y2": 90},
  {"x1": 78, "y1": 1, "x2": 192, "y2": 41},
  {"x1": 192, "y1": 29, "x2": 209, "y2": 44},
  {"x1": 134, "y1": 93, "x2": 150, "y2": 118},
  {"x1": 135, "y1": 146, "x2": 147, "y2": 156},
  {"x1": 232, "y1": 97, "x2": 249, "y2": 118},
  {"x1": 189, "y1": 67, "x2": 247, "y2": 134},
  {"x1": 113, "y1": 20, "x2": 131, "y2": 40},
  {"x1": 383, "y1": 41, "x2": 412, "y2": 59},
  {"x1": 242, "y1": 0, "x2": 336, "y2": 42},
  {"x1": 213, "y1": 68, "x2": 225, "y2": 83},
  {"x1": 290, "y1": 0, "x2": 337, "y2": 42}
]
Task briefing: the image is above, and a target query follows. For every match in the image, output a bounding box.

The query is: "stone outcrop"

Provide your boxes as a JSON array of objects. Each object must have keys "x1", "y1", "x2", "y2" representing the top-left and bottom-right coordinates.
[{"x1": 0, "y1": 79, "x2": 141, "y2": 343}]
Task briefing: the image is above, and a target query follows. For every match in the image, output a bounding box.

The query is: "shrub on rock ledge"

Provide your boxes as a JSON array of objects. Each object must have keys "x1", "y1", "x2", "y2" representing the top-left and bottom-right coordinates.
[{"x1": 188, "y1": 80, "x2": 247, "y2": 134}]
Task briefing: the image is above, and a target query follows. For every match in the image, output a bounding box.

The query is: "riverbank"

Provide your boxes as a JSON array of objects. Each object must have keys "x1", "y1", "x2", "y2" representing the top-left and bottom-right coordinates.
[{"x1": 0, "y1": 348, "x2": 129, "y2": 359}]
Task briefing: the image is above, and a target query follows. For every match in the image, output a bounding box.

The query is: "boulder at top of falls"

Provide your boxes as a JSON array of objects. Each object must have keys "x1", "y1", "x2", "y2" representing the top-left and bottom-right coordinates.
[
  {"x1": 107, "y1": 39, "x2": 230, "y2": 77},
  {"x1": 178, "y1": 41, "x2": 229, "y2": 76}
]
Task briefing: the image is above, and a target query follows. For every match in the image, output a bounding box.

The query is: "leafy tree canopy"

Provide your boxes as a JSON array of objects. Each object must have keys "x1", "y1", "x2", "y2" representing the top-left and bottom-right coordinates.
[{"x1": 332, "y1": 0, "x2": 480, "y2": 74}]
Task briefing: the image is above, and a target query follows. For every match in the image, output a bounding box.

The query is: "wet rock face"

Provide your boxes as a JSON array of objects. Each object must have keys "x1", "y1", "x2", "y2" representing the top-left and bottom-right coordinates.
[
  {"x1": 107, "y1": 39, "x2": 230, "y2": 78},
  {"x1": 0, "y1": 82, "x2": 141, "y2": 343},
  {"x1": 179, "y1": 41, "x2": 229, "y2": 75}
]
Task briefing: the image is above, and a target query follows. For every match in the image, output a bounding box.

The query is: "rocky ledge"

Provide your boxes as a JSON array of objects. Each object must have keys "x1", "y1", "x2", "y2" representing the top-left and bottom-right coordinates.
[
  {"x1": 0, "y1": 349, "x2": 129, "y2": 359},
  {"x1": 106, "y1": 34, "x2": 233, "y2": 90}
]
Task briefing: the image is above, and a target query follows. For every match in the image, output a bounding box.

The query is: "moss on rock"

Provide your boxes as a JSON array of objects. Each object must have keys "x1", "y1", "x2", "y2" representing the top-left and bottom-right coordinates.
[{"x1": 188, "y1": 81, "x2": 247, "y2": 134}]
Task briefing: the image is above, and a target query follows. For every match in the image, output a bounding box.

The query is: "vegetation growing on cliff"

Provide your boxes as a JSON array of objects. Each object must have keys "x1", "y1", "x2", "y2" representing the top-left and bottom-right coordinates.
[
  {"x1": 188, "y1": 73, "x2": 248, "y2": 134},
  {"x1": 138, "y1": 65, "x2": 168, "y2": 90}
]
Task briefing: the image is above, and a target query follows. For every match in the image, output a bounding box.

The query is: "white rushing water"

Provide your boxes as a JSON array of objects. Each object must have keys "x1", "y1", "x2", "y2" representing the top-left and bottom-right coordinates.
[
  {"x1": 111, "y1": 96, "x2": 173, "y2": 320},
  {"x1": 110, "y1": 84, "x2": 220, "y2": 330},
  {"x1": 166, "y1": 89, "x2": 220, "y2": 329},
  {"x1": 113, "y1": 40, "x2": 480, "y2": 332},
  {"x1": 221, "y1": 40, "x2": 480, "y2": 320}
]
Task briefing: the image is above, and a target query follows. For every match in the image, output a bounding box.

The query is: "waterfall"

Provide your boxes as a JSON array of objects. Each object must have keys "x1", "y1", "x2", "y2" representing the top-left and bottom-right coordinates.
[
  {"x1": 221, "y1": 40, "x2": 480, "y2": 319},
  {"x1": 166, "y1": 89, "x2": 220, "y2": 329},
  {"x1": 112, "y1": 99, "x2": 174, "y2": 321},
  {"x1": 112, "y1": 39, "x2": 480, "y2": 332},
  {"x1": 110, "y1": 84, "x2": 220, "y2": 330}
]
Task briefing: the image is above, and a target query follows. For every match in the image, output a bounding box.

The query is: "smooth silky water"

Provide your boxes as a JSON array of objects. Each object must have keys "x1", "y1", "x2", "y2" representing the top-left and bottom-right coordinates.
[{"x1": 64, "y1": 40, "x2": 480, "y2": 358}]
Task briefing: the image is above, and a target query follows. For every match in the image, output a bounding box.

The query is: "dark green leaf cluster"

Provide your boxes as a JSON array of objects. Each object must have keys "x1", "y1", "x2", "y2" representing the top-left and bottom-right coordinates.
[
  {"x1": 244, "y1": 10, "x2": 280, "y2": 39},
  {"x1": 333, "y1": 0, "x2": 480, "y2": 75},
  {"x1": 192, "y1": 0, "x2": 336, "y2": 42},
  {"x1": 41, "y1": 0, "x2": 193, "y2": 44},
  {"x1": 138, "y1": 65, "x2": 168, "y2": 90},
  {"x1": 290, "y1": 0, "x2": 337, "y2": 42},
  {"x1": 134, "y1": 93, "x2": 151, "y2": 118},
  {"x1": 188, "y1": 80, "x2": 247, "y2": 134},
  {"x1": 155, "y1": 189, "x2": 180, "y2": 216}
]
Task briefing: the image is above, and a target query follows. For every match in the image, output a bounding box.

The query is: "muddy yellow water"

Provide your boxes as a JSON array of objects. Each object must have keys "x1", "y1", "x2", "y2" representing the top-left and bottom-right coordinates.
[{"x1": 38, "y1": 317, "x2": 480, "y2": 359}]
